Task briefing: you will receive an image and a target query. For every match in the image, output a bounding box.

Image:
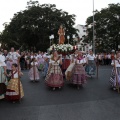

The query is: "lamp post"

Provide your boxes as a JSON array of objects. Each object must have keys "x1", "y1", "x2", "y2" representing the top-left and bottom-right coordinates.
[
  {"x1": 51, "y1": 34, "x2": 54, "y2": 45},
  {"x1": 49, "y1": 34, "x2": 54, "y2": 46},
  {"x1": 67, "y1": 36, "x2": 70, "y2": 44},
  {"x1": 93, "y1": 0, "x2": 95, "y2": 54},
  {"x1": 72, "y1": 34, "x2": 76, "y2": 45},
  {"x1": 49, "y1": 36, "x2": 52, "y2": 46}
]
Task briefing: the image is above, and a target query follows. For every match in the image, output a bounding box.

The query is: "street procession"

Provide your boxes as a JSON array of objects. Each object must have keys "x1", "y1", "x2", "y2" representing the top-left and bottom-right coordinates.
[
  {"x1": 0, "y1": 0, "x2": 120, "y2": 120},
  {"x1": 0, "y1": 23, "x2": 120, "y2": 103}
]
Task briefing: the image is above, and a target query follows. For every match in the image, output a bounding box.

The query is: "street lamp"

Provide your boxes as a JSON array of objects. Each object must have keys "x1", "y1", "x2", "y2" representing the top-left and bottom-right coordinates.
[
  {"x1": 67, "y1": 36, "x2": 70, "y2": 44},
  {"x1": 72, "y1": 34, "x2": 75, "y2": 39},
  {"x1": 93, "y1": 0, "x2": 95, "y2": 54},
  {"x1": 51, "y1": 34, "x2": 54, "y2": 45},
  {"x1": 51, "y1": 34, "x2": 54, "y2": 39},
  {"x1": 72, "y1": 34, "x2": 76, "y2": 45},
  {"x1": 49, "y1": 36, "x2": 52, "y2": 46},
  {"x1": 49, "y1": 35, "x2": 54, "y2": 46}
]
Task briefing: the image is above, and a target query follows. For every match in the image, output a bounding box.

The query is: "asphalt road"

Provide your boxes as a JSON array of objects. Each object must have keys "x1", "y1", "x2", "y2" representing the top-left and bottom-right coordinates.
[{"x1": 0, "y1": 66, "x2": 120, "y2": 120}]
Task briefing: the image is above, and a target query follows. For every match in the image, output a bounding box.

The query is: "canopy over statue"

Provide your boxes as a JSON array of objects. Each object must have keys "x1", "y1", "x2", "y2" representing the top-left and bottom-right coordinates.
[{"x1": 58, "y1": 25, "x2": 65, "y2": 44}]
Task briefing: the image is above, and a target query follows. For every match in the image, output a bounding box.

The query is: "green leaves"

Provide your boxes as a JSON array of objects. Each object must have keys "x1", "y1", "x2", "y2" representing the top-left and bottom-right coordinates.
[
  {"x1": 85, "y1": 3, "x2": 120, "y2": 52},
  {"x1": 1, "y1": 0, "x2": 77, "y2": 51}
]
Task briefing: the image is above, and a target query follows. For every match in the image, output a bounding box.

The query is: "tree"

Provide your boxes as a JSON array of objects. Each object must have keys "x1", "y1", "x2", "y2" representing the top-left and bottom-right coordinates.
[
  {"x1": 84, "y1": 3, "x2": 120, "y2": 52},
  {"x1": 1, "y1": 0, "x2": 77, "y2": 51}
]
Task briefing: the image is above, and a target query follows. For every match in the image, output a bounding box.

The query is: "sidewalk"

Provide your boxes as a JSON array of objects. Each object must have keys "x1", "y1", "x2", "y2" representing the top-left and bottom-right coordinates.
[{"x1": 1, "y1": 97, "x2": 120, "y2": 120}]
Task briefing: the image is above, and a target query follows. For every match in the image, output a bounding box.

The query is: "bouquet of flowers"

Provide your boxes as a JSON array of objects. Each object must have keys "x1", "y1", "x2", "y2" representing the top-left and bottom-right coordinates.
[{"x1": 48, "y1": 44, "x2": 74, "y2": 54}]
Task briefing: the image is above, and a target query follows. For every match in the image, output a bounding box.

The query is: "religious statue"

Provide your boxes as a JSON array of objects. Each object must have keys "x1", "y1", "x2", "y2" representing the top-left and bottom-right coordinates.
[{"x1": 58, "y1": 25, "x2": 65, "y2": 44}]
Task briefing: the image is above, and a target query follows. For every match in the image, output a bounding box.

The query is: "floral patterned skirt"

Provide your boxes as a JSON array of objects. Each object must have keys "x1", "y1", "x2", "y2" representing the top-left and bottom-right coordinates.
[
  {"x1": 6, "y1": 78, "x2": 24, "y2": 101},
  {"x1": 71, "y1": 64, "x2": 86, "y2": 85},
  {"x1": 45, "y1": 65, "x2": 64, "y2": 87}
]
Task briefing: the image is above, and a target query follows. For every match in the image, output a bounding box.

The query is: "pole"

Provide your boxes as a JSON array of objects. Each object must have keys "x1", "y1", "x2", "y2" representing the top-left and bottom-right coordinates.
[
  {"x1": 96, "y1": 56, "x2": 99, "y2": 79},
  {"x1": 93, "y1": 0, "x2": 95, "y2": 54},
  {"x1": 17, "y1": 58, "x2": 21, "y2": 102}
]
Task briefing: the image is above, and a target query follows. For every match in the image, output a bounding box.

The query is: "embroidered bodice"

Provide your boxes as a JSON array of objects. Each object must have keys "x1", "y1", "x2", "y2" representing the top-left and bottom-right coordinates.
[
  {"x1": 49, "y1": 59, "x2": 61, "y2": 65},
  {"x1": 76, "y1": 57, "x2": 86, "y2": 64},
  {"x1": 11, "y1": 70, "x2": 18, "y2": 79}
]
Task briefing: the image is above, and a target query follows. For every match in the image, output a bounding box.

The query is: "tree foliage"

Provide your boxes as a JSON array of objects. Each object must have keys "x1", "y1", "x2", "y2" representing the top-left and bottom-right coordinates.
[
  {"x1": 0, "y1": 0, "x2": 77, "y2": 51},
  {"x1": 85, "y1": 3, "x2": 120, "y2": 52}
]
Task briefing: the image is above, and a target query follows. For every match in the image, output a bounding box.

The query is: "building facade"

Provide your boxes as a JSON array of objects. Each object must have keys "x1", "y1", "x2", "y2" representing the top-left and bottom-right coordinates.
[{"x1": 75, "y1": 24, "x2": 92, "y2": 52}]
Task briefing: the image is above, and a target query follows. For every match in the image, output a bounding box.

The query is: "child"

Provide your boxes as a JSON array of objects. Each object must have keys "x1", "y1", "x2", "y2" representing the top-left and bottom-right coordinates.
[
  {"x1": 6, "y1": 63, "x2": 24, "y2": 102},
  {"x1": 28, "y1": 58, "x2": 40, "y2": 82}
]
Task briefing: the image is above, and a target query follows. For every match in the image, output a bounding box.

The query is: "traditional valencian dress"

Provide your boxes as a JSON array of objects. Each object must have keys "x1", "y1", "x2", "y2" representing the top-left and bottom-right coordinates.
[
  {"x1": 85, "y1": 54, "x2": 96, "y2": 76},
  {"x1": 71, "y1": 57, "x2": 86, "y2": 85},
  {"x1": 6, "y1": 70, "x2": 24, "y2": 101},
  {"x1": 28, "y1": 62, "x2": 40, "y2": 81},
  {"x1": 109, "y1": 58, "x2": 120, "y2": 89},
  {"x1": 0, "y1": 59, "x2": 7, "y2": 100},
  {"x1": 45, "y1": 58, "x2": 64, "y2": 88}
]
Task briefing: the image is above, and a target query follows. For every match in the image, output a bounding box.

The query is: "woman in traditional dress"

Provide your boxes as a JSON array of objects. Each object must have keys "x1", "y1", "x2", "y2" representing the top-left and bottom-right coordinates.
[
  {"x1": 58, "y1": 25, "x2": 65, "y2": 44},
  {"x1": 85, "y1": 50, "x2": 96, "y2": 77},
  {"x1": 28, "y1": 58, "x2": 40, "y2": 82},
  {"x1": 6, "y1": 63, "x2": 24, "y2": 102},
  {"x1": 109, "y1": 53, "x2": 120, "y2": 90},
  {"x1": 0, "y1": 53, "x2": 7, "y2": 100},
  {"x1": 45, "y1": 51, "x2": 63, "y2": 90},
  {"x1": 71, "y1": 51, "x2": 87, "y2": 89}
]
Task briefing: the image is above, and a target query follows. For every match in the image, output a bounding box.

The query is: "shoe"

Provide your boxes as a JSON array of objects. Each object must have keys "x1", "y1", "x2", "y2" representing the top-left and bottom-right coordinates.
[
  {"x1": 77, "y1": 86, "x2": 80, "y2": 90},
  {"x1": 13, "y1": 101, "x2": 16, "y2": 104},
  {"x1": 53, "y1": 88, "x2": 55, "y2": 90},
  {"x1": 113, "y1": 87, "x2": 116, "y2": 91}
]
